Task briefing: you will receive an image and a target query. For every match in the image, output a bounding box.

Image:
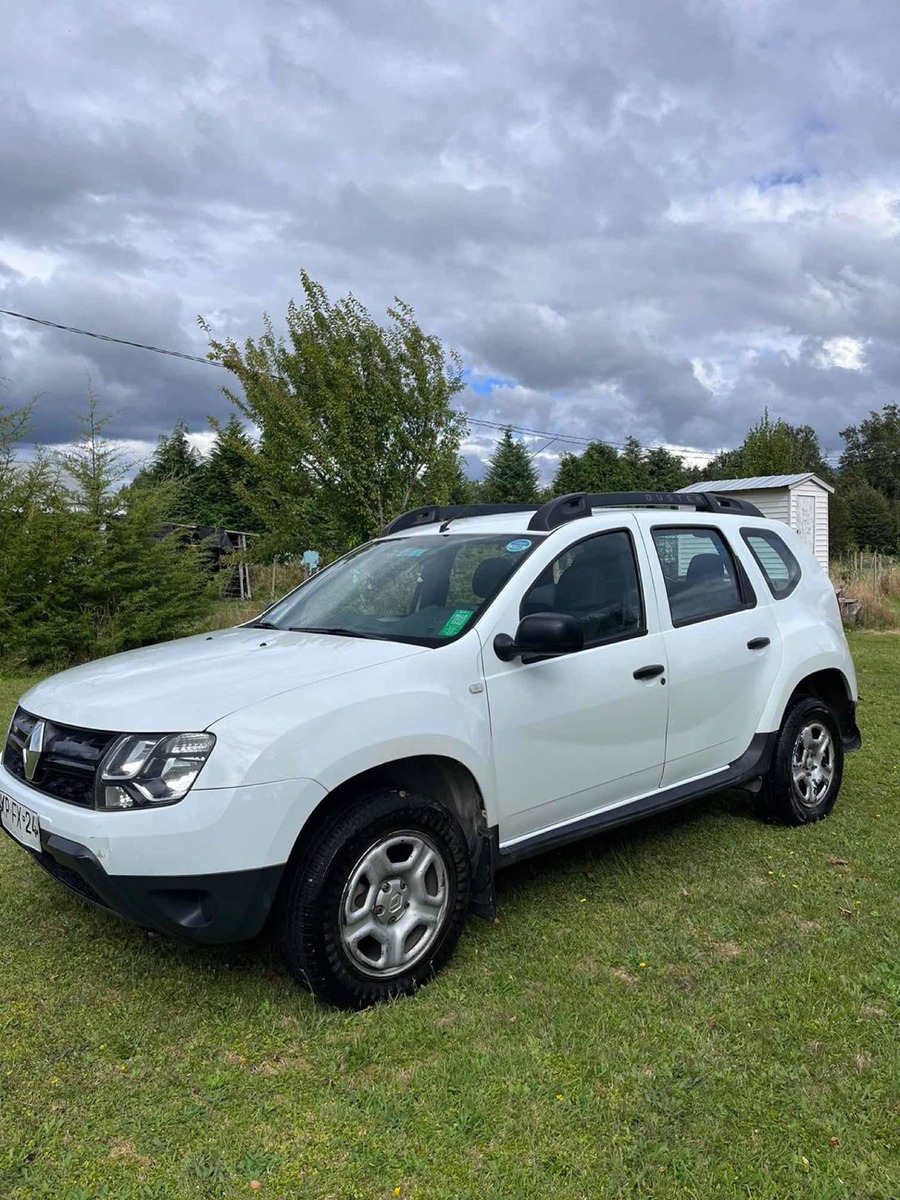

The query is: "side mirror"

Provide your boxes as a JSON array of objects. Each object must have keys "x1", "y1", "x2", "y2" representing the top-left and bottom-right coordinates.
[{"x1": 493, "y1": 612, "x2": 584, "y2": 663}]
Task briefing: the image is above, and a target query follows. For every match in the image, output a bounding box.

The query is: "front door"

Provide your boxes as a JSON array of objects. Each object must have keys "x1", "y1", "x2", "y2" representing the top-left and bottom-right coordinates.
[{"x1": 480, "y1": 523, "x2": 670, "y2": 846}]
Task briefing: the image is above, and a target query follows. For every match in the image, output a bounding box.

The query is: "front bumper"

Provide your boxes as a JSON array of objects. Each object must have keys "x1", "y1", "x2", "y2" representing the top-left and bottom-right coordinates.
[
  {"x1": 7, "y1": 827, "x2": 283, "y2": 942},
  {"x1": 0, "y1": 763, "x2": 328, "y2": 943}
]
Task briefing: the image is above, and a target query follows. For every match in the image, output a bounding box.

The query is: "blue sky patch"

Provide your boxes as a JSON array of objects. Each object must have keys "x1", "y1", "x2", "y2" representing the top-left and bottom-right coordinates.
[{"x1": 755, "y1": 169, "x2": 820, "y2": 192}]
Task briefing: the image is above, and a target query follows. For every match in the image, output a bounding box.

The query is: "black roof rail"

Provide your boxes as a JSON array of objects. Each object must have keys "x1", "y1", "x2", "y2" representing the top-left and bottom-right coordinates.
[
  {"x1": 527, "y1": 491, "x2": 763, "y2": 530},
  {"x1": 379, "y1": 503, "x2": 539, "y2": 537},
  {"x1": 379, "y1": 491, "x2": 763, "y2": 538}
]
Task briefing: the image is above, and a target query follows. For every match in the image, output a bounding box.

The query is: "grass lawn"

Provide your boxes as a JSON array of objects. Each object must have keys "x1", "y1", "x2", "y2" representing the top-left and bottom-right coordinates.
[{"x1": 1, "y1": 632, "x2": 898, "y2": 1199}]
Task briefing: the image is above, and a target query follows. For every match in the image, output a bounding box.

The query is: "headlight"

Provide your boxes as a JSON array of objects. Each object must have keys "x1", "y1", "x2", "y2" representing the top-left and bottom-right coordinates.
[{"x1": 98, "y1": 732, "x2": 216, "y2": 810}]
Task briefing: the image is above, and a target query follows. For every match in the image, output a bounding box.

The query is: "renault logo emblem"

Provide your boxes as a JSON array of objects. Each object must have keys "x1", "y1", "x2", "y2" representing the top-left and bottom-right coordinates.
[{"x1": 23, "y1": 721, "x2": 45, "y2": 782}]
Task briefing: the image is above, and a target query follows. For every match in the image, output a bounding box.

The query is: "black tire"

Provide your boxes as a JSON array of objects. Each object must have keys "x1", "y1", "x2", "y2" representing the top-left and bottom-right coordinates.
[
  {"x1": 755, "y1": 696, "x2": 844, "y2": 825},
  {"x1": 276, "y1": 788, "x2": 470, "y2": 1009}
]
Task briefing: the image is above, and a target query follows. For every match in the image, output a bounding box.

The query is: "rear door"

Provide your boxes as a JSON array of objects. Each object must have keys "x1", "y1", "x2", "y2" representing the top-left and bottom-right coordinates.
[{"x1": 641, "y1": 521, "x2": 783, "y2": 788}]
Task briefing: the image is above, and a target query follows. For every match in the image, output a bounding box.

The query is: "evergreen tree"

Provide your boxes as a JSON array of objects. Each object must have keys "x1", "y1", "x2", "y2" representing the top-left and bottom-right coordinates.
[
  {"x1": 0, "y1": 395, "x2": 216, "y2": 666},
  {"x1": 620, "y1": 436, "x2": 647, "y2": 490},
  {"x1": 133, "y1": 419, "x2": 203, "y2": 520},
  {"x1": 62, "y1": 384, "x2": 128, "y2": 524},
  {"x1": 840, "y1": 403, "x2": 900, "y2": 500},
  {"x1": 552, "y1": 441, "x2": 632, "y2": 495},
  {"x1": 482, "y1": 428, "x2": 540, "y2": 503},
  {"x1": 828, "y1": 489, "x2": 853, "y2": 557},
  {"x1": 844, "y1": 482, "x2": 897, "y2": 553},
  {"x1": 643, "y1": 445, "x2": 691, "y2": 491},
  {"x1": 194, "y1": 415, "x2": 261, "y2": 531}
]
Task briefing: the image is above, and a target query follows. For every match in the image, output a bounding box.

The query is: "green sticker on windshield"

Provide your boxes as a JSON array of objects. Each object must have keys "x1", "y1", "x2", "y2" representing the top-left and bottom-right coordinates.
[{"x1": 439, "y1": 608, "x2": 474, "y2": 637}]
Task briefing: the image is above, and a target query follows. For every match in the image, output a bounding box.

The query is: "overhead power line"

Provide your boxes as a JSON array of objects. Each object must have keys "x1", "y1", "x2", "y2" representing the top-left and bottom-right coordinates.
[
  {"x1": 2, "y1": 306, "x2": 833, "y2": 462},
  {"x1": 0, "y1": 308, "x2": 223, "y2": 368},
  {"x1": 0, "y1": 306, "x2": 641, "y2": 450}
]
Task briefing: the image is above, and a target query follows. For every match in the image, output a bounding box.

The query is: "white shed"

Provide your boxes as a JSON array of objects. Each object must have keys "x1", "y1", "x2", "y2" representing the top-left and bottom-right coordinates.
[{"x1": 678, "y1": 474, "x2": 834, "y2": 570}]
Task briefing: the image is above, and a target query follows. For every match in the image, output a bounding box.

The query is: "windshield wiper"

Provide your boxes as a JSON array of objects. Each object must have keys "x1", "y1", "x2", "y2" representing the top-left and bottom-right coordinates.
[
  {"x1": 247, "y1": 620, "x2": 281, "y2": 629},
  {"x1": 288, "y1": 626, "x2": 390, "y2": 640}
]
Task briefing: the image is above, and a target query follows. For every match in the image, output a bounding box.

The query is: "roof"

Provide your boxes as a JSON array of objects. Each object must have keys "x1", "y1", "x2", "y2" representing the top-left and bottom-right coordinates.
[
  {"x1": 679, "y1": 473, "x2": 835, "y2": 494},
  {"x1": 380, "y1": 507, "x2": 774, "y2": 540}
]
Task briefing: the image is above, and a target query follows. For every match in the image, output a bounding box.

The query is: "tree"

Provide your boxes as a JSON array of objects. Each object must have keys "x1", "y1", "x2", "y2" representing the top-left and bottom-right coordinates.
[
  {"x1": 703, "y1": 411, "x2": 832, "y2": 481},
  {"x1": 843, "y1": 482, "x2": 897, "y2": 554},
  {"x1": 202, "y1": 272, "x2": 467, "y2": 557},
  {"x1": 422, "y1": 454, "x2": 480, "y2": 506},
  {"x1": 840, "y1": 404, "x2": 900, "y2": 501},
  {"x1": 482, "y1": 428, "x2": 540, "y2": 503},
  {"x1": 643, "y1": 445, "x2": 691, "y2": 491},
  {"x1": 828, "y1": 489, "x2": 854, "y2": 558},
  {"x1": 552, "y1": 441, "x2": 633, "y2": 495},
  {"x1": 61, "y1": 384, "x2": 128, "y2": 525},
  {"x1": 620, "y1": 436, "x2": 647, "y2": 490},
  {"x1": 132, "y1": 418, "x2": 204, "y2": 521},
  {"x1": 193, "y1": 415, "x2": 262, "y2": 531},
  {"x1": 0, "y1": 393, "x2": 216, "y2": 667}
]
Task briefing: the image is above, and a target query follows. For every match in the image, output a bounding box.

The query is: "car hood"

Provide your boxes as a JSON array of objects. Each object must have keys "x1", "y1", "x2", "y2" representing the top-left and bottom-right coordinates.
[{"x1": 20, "y1": 626, "x2": 428, "y2": 732}]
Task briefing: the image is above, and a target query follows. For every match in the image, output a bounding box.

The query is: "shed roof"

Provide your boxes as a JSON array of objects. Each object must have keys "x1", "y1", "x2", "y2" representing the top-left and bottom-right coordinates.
[{"x1": 679, "y1": 473, "x2": 834, "y2": 495}]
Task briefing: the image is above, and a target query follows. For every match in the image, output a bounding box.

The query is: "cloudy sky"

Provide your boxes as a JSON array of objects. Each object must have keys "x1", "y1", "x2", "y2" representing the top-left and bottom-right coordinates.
[{"x1": 2, "y1": 0, "x2": 899, "y2": 478}]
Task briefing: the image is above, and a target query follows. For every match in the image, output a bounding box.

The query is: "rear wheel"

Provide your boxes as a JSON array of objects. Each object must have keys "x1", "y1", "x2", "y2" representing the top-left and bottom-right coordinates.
[
  {"x1": 755, "y1": 697, "x2": 843, "y2": 825},
  {"x1": 277, "y1": 789, "x2": 470, "y2": 1009}
]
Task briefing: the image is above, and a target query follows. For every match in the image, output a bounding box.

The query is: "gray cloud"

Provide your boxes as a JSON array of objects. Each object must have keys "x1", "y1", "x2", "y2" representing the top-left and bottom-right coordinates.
[{"x1": 2, "y1": 0, "x2": 900, "y2": 474}]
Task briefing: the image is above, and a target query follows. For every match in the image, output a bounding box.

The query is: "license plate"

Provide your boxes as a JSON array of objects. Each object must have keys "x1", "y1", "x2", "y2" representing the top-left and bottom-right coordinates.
[{"x1": 0, "y1": 792, "x2": 42, "y2": 852}]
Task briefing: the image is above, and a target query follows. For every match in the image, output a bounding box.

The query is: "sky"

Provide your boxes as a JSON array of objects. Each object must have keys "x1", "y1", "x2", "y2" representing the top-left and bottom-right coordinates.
[{"x1": 2, "y1": 0, "x2": 899, "y2": 479}]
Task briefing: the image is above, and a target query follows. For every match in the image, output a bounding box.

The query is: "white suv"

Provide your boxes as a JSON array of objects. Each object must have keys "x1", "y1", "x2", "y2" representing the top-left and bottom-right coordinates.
[{"x1": 1, "y1": 491, "x2": 861, "y2": 1008}]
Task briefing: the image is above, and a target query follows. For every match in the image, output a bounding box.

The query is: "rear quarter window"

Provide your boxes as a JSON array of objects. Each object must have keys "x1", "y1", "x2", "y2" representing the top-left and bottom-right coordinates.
[{"x1": 741, "y1": 529, "x2": 802, "y2": 599}]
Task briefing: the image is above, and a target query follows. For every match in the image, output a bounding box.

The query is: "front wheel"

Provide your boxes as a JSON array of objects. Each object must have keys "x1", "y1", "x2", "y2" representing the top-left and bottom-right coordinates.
[
  {"x1": 755, "y1": 697, "x2": 844, "y2": 825},
  {"x1": 276, "y1": 789, "x2": 471, "y2": 1009}
]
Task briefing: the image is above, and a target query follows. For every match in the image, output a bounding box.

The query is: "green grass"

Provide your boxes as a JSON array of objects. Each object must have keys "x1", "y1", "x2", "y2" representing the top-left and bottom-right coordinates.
[{"x1": 1, "y1": 632, "x2": 898, "y2": 1199}]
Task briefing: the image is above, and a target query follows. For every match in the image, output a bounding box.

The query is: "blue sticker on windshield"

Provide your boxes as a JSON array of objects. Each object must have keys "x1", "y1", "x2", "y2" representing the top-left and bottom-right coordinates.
[
  {"x1": 398, "y1": 547, "x2": 425, "y2": 557},
  {"x1": 506, "y1": 539, "x2": 532, "y2": 553}
]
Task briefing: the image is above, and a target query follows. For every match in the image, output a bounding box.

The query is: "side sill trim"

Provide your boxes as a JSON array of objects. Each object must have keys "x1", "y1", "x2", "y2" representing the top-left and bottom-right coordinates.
[{"x1": 496, "y1": 732, "x2": 777, "y2": 868}]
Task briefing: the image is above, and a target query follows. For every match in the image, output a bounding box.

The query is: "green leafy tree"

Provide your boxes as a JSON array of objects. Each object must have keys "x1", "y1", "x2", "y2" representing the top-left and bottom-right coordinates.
[
  {"x1": 482, "y1": 428, "x2": 540, "y2": 503},
  {"x1": 422, "y1": 454, "x2": 480, "y2": 506},
  {"x1": 202, "y1": 272, "x2": 466, "y2": 557},
  {"x1": 840, "y1": 404, "x2": 900, "y2": 501},
  {"x1": 703, "y1": 411, "x2": 832, "y2": 481}
]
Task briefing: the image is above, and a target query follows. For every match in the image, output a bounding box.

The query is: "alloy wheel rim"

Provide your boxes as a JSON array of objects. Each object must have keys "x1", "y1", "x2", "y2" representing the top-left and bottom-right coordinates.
[
  {"x1": 338, "y1": 831, "x2": 450, "y2": 978},
  {"x1": 791, "y1": 721, "x2": 835, "y2": 808}
]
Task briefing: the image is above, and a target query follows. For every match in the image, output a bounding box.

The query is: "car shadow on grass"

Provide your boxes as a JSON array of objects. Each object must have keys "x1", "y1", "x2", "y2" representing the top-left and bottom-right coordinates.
[
  {"x1": 21, "y1": 785, "x2": 758, "y2": 1007},
  {"x1": 493, "y1": 784, "x2": 757, "y2": 899}
]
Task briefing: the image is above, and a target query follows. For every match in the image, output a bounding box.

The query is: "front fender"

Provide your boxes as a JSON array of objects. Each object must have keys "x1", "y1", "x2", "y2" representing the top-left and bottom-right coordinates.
[{"x1": 201, "y1": 640, "x2": 498, "y2": 821}]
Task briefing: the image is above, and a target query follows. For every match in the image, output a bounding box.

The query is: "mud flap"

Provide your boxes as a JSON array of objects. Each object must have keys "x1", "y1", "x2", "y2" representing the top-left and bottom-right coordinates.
[{"x1": 468, "y1": 827, "x2": 498, "y2": 920}]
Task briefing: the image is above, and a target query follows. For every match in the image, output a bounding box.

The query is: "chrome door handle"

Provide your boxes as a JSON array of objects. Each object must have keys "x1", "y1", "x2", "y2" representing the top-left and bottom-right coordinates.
[
  {"x1": 633, "y1": 664, "x2": 665, "y2": 680},
  {"x1": 747, "y1": 637, "x2": 771, "y2": 651}
]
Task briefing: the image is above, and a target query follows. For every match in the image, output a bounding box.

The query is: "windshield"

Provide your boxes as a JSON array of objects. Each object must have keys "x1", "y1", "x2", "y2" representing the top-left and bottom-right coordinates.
[{"x1": 255, "y1": 532, "x2": 544, "y2": 646}]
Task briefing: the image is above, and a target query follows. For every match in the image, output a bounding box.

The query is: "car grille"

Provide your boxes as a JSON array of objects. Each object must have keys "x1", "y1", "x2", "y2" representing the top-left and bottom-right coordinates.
[{"x1": 3, "y1": 707, "x2": 117, "y2": 809}]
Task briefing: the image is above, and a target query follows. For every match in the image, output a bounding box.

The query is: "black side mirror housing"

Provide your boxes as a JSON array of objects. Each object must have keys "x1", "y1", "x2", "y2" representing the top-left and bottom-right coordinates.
[{"x1": 493, "y1": 612, "x2": 584, "y2": 662}]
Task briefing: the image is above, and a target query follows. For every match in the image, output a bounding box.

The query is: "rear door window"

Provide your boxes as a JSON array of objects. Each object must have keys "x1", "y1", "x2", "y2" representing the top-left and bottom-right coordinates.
[
  {"x1": 741, "y1": 529, "x2": 802, "y2": 598},
  {"x1": 652, "y1": 526, "x2": 754, "y2": 626}
]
